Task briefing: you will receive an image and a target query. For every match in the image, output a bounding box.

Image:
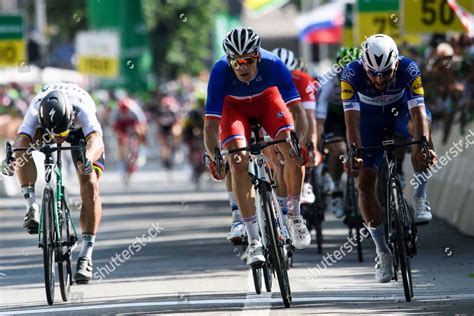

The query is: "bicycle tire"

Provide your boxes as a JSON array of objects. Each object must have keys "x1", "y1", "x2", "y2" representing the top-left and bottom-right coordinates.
[
  {"x1": 260, "y1": 183, "x2": 291, "y2": 307},
  {"x1": 42, "y1": 187, "x2": 55, "y2": 305},
  {"x1": 252, "y1": 266, "x2": 262, "y2": 294},
  {"x1": 263, "y1": 263, "x2": 272, "y2": 292},
  {"x1": 390, "y1": 180, "x2": 413, "y2": 302},
  {"x1": 310, "y1": 169, "x2": 323, "y2": 255},
  {"x1": 59, "y1": 188, "x2": 72, "y2": 302}
]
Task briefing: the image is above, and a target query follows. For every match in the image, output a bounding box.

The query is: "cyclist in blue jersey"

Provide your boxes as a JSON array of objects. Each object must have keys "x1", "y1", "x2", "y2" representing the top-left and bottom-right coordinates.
[
  {"x1": 342, "y1": 34, "x2": 438, "y2": 283},
  {"x1": 204, "y1": 27, "x2": 311, "y2": 266}
]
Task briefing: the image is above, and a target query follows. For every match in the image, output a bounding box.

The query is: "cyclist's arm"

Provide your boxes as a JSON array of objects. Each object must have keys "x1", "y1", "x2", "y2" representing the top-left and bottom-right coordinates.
[
  {"x1": 344, "y1": 110, "x2": 361, "y2": 149},
  {"x1": 85, "y1": 132, "x2": 104, "y2": 162},
  {"x1": 340, "y1": 76, "x2": 361, "y2": 148},
  {"x1": 305, "y1": 108, "x2": 317, "y2": 148},
  {"x1": 288, "y1": 103, "x2": 308, "y2": 145},
  {"x1": 204, "y1": 119, "x2": 220, "y2": 160},
  {"x1": 409, "y1": 106, "x2": 430, "y2": 141}
]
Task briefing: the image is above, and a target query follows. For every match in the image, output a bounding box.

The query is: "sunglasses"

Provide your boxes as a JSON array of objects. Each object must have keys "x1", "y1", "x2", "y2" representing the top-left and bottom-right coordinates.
[
  {"x1": 366, "y1": 67, "x2": 394, "y2": 79},
  {"x1": 228, "y1": 53, "x2": 259, "y2": 69},
  {"x1": 52, "y1": 129, "x2": 70, "y2": 139}
]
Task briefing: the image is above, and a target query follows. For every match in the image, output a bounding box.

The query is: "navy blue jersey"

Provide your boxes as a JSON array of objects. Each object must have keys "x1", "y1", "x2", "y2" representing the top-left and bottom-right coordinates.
[
  {"x1": 205, "y1": 48, "x2": 301, "y2": 119},
  {"x1": 340, "y1": 56, "x2": 425, "y2": 113}
]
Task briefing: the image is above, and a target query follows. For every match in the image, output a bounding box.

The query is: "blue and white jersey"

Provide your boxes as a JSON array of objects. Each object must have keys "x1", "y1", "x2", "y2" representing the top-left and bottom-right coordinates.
[
  {"x1": 205, "y1": 48, "x2": 301, "y2": 120},
  {"x1": 340, "y1": 56, "x2": 425, "y2": 113}
]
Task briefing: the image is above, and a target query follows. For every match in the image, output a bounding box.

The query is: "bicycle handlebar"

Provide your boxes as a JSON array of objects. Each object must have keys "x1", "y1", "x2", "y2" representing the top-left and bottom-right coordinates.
[{"x1": 5, "y1": 139, "x2": 87, "y2": 164}]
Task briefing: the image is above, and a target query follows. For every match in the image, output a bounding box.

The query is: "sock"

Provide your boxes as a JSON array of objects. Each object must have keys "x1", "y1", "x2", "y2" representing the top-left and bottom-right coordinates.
[
  {"x1": 277, "y1": 196, "x2": 288, "y2": 215},
  {"x1": 243, "y1": 215, "x2": 260, "y2": 241},
  {"x1": 78, "y1": 234, "x2": 96, "y2": 260},
  {"x1": 21, "y1": 185, "x2": 36, "y2": 209},
  {"x1": 368, "y1": 224, "x2": 390, "y2": 255},
  {"x1": 288, "y1": 195, "x2": 301, "y2": 217},
  {"x1": 413, "y1": 172, "x2": 427, "y2": 198}
]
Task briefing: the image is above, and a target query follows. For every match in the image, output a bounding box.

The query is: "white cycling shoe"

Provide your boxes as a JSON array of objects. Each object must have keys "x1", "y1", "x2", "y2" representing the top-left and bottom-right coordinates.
[
  {"x1": 375, "y1": 251, "x2": 393, "y2": 283},
  {"x1": 246, "y1": 239, "x2": 265, "y2": 266},
  {"x1": 288, "y1": 215, "x2": 311, "y2": 249},
  {"x1": 414, "y1": 196, "x2": 432, "y2": 225},
  {"x1": 227, "y1": 221, "x2": 246, "y2": 243},
  {"x1": 301, "y1": 182, "x2": 316, "y2": 204}
]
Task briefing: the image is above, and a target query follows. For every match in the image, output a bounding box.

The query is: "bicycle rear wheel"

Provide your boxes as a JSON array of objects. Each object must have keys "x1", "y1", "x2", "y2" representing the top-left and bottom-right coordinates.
[
  {"x1": 59, "y1": 188, "x2": 73, "y2": 302},
  {"x1": 260, "y1": 183, "x2": 291, "y2": 307},
  {"x1": 42, "y1": 188, "x2": 55, "y2": 305},
  {"x1": 390, "y1": 180, "x2": 413, "y2": 302}
]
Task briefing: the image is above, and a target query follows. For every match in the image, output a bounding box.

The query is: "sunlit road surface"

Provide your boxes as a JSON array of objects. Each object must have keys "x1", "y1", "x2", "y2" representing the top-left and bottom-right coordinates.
[{"x1": 1, "y1": 162, "x2": 473, "y2": 315}]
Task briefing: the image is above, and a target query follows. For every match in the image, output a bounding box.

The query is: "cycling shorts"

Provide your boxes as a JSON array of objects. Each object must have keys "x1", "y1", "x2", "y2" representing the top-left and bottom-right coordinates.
[
  {"x1": 219, "y1": 90, "x2": 295, "y2": 148},
  {"x1": 360, "y1": 105, "x2": 432, "y2": 169}
]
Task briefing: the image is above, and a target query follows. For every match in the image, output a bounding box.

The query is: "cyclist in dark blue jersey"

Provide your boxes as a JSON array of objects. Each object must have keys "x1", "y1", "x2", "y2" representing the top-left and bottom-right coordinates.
[{"x1": 342, "y1": 34, "x2": 438, "y2": 283}]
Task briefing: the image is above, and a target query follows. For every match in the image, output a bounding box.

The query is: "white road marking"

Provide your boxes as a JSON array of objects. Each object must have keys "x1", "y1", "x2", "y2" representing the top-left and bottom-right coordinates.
[{"x1": 2, "y1": 293, "x2": 474, "y2": 315}]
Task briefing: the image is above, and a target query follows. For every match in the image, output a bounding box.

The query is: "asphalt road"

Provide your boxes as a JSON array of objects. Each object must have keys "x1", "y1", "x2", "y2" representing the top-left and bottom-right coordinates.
[{"x1": 1, "y1": 163, "x2": 473, "y2": 315}]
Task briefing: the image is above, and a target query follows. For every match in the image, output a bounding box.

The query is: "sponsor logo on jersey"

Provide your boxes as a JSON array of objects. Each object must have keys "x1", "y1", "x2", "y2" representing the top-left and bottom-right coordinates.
[
  {"x1": 277, "y1": 111, "x2": 285, "y2": 118},
  {"x1": 410, "y1": 76, "x2": 424, "y2": 95},
  {"x1": 341, "y1": 81, "x2": 355, "y2": 100},
  {"x1": 357, "y1": 89, "x2": 405, "y2": 106},
  {"x1": 405, "y1": 62, "x2": 420, "y2": 77},
  {"x1": 341, "y1": 68, "x2": 356, "y2": 81}
]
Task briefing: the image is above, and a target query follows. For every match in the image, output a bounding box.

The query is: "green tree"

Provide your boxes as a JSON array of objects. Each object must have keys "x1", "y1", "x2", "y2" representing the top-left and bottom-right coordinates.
[{"x1": 142, "y1": 0, "x2": 225, "y2": 79}]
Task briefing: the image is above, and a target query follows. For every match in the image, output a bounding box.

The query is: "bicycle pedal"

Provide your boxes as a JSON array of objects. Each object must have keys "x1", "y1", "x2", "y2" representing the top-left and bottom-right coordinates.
[
  {"x1": 27, "y1": 228, "x2": 38, "y2": 235},
  {"x1": 250, "y1": 261, "x2": 265, "y2": 269},
  {"x1": 75, "y1": 279, "x2": 90, "y2": 285},
  {"x1": 230, "y1": 238, "x2": 245, "y2": 246}
]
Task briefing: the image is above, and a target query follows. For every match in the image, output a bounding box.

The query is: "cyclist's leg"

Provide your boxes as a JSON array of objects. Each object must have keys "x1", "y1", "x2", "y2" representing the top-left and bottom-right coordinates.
[
  {"x1": 401, "y1": 105, "x2": 434, "y2": 223},
  {"x1": 220, "y1": 101, "x2": 264, "y2": 264},
  {"x1": 13, "y1": 130, "x2": 43, "y2": 231},
  {"x1": 225, "y1": 171, "x2": 245, "y2": 243},
  {"x1": 70, "y1": 131, "x2": 104, "y2": 281},
  {"x1": 359, "y1": 110, "x2": 392, "y2": 282},
  {"x1": 263, "y1": 145, "x2": 288, "y2": 215},
  {"x1": 260, "y1": 95, "x2": 309, "y2": 249}
]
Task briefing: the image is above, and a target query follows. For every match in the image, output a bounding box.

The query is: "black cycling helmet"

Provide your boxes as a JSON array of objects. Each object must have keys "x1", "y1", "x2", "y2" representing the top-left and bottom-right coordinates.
[{"x1": 38, "y1": 90, "x2": 74, "y2": 135}]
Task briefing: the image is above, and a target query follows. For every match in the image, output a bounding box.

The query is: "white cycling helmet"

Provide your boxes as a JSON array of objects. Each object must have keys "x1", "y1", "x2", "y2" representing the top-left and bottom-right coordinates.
[
  {"x1": 222, "y1": 27, "x2": 261, "y2": 56},
  {"x1": 272, "y1": 48, "x2": 297, "y2": 71},
  {"x1": 361, "y1": 34, "x2": 399, "y2": 72}
]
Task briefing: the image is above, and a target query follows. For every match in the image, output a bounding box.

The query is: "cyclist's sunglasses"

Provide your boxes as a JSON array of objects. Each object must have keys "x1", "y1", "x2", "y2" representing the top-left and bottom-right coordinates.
[
  {"x1": 228, "y1": 53, "x2": 259, "y2": 69},
  {"x1": 51, "y1": 129, "x2": 70, "y2": 139},
  {"x1": 366, "y1": 67, "x2": 394, "y2": 79}
]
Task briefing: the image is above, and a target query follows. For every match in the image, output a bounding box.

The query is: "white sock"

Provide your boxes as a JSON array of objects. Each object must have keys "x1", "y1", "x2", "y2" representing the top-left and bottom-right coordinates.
[
  {"x1": 288, "y1": 195, "x2": 301, "y2": 216},
  {"x1": 243, "y1": 215, "x2": 260, "y2": 240},
  {"x1": 78, "y1": 234, "x2": 96, "y2": 260},
  {"x1": 232, "y1": 209, "x2": 242, "y2": 223},
  {"x1": 21, "y1": 185, "x2": 36, "y2": 209},
  {"x1": 368, "y1": 224, "x2": 390, "y2": 255}
]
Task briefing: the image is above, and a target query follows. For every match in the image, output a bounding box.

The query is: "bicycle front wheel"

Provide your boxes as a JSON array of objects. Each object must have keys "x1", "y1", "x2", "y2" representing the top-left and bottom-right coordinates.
[
  {"x1": 42, "y1": 187, "x2": 55, "y2": 305},
  {"x1": 390, "y1": 180, "x2": 413, "y2": 302},
  {"x1": 59, "y1": 188, "x2": 73, "y2": 302},
  {"x1": 252, "y1": 266, "x2": 262, "y2": 294},
  {"x1": 260, "y1": 183, "x2": 291, "y2": 307}
]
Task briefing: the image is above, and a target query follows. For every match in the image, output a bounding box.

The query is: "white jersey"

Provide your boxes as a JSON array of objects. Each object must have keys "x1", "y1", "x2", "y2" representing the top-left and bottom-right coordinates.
[{"x1": 18, "y1": 82, "x2": 103, "y2": 137}]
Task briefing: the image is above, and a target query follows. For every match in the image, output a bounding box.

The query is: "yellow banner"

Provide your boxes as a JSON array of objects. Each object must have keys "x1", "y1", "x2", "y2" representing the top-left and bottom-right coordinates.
[
  {"x1": 78, "y1": 56, "x2": 119, "y2": 78},
  {"x1": 402, "y1": 0, "x2": 473, "y2": 33},
  {"x1": 0, "y1": 40, "x2": 26, "y2": 67},
  {"x1": 356, "y1": 12, "x2": 421, "y2": 46}
]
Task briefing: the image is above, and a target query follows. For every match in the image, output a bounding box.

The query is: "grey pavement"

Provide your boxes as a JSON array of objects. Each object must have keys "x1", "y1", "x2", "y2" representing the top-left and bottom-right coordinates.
[{"x1": 0, "y1": 163, "x2": 473, "y2": 315}]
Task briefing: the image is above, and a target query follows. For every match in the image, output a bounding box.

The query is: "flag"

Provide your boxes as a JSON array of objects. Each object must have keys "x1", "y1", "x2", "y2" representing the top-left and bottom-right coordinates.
[
  {"x1": 295, "y1": 1, "x2": 345, "y2": 44},
  {"x1": 447, "y1": 0, "x2": 474, "y2": 37}
]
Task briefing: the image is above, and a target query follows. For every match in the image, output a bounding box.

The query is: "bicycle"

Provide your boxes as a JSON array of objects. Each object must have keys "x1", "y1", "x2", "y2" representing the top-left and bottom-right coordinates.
[
  {"x1": 216, "y1": 121, "x2": 299, "y2": 307},
  {"x1": 350, "y1": 136, "x2": 431, "y2": 302},
  {"x1": 3, "y1": 140, "x2": 84, "y2": 305}
]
